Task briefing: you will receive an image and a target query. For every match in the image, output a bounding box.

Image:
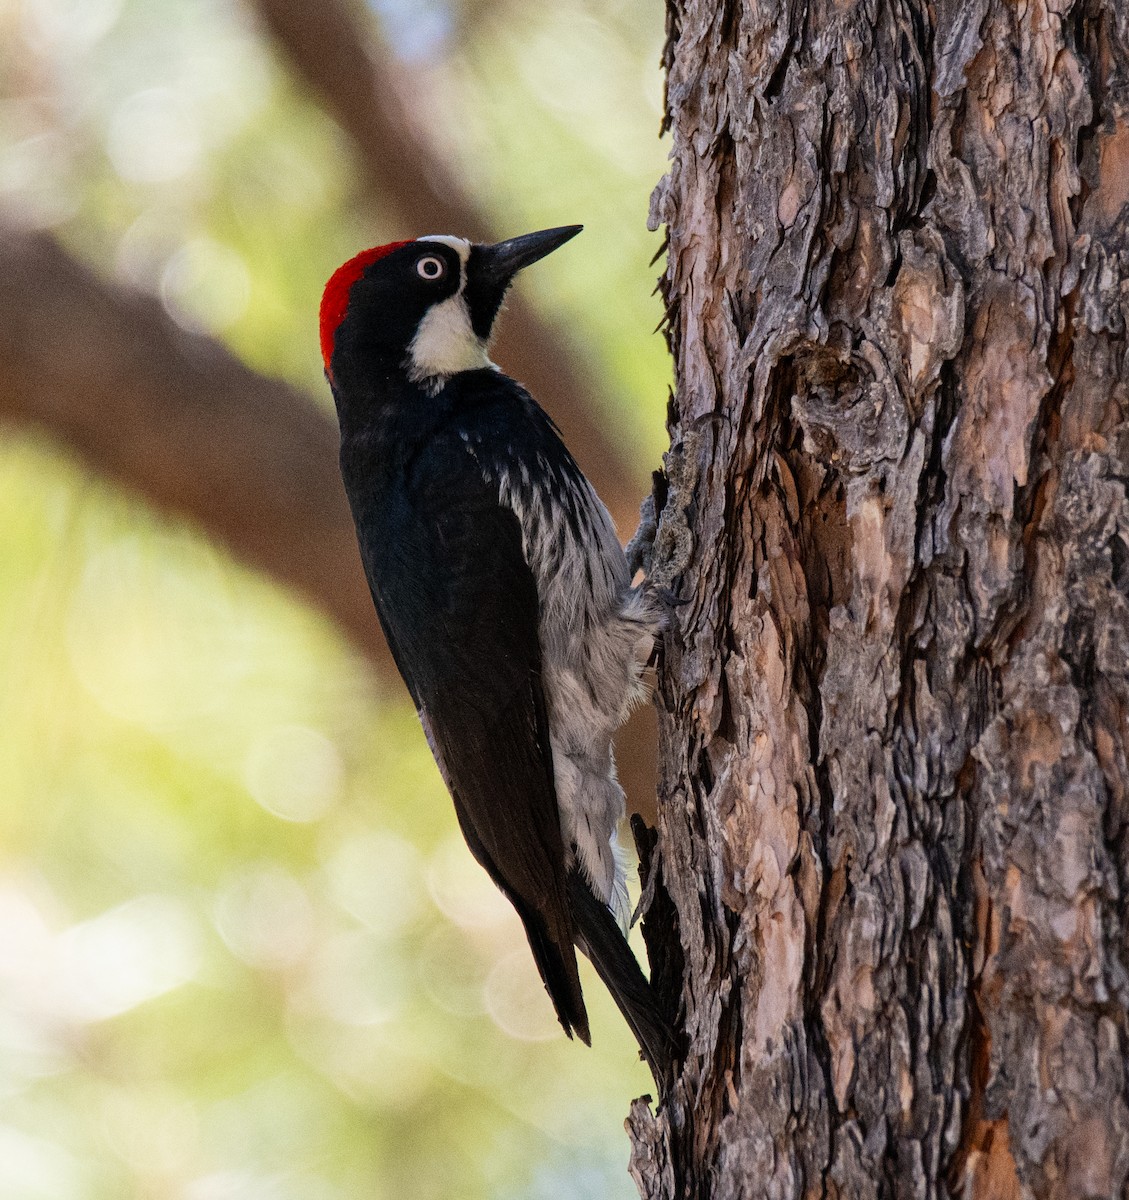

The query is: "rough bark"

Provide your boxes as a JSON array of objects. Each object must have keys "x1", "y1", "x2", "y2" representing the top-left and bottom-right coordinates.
[{"x1": 632, "y1": 1, "x2": 1129, "y2": 1198}]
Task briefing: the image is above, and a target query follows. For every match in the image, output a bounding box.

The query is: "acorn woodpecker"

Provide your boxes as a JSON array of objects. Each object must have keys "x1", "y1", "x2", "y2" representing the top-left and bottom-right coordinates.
[{"x1": 321, "y1": 226, "x2": 674, "y2": 1086}]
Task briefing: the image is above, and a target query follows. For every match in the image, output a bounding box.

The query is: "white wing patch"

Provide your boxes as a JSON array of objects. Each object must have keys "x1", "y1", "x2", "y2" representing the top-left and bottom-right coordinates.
[
  {"x1": 493, "y1": 459, "x2": 659, "y2": 929},
  {"x1": 407, "y1": 235, "x2": 491, "y2": 393},
  {"x1": 455, "y1": 432, "x2": 661, "y2": 931}
]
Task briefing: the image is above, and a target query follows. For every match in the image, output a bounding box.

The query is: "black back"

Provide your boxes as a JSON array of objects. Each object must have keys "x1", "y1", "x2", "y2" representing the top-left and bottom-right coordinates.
[{"x1": 337, "y1": 369, "x2": 591, "y2": 1042}]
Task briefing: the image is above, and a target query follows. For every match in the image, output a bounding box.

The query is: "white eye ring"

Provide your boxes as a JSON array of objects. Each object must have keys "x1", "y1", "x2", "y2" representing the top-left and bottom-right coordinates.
[{"x1": 416, "y1": 255, "x2": 445, "y2": 281}]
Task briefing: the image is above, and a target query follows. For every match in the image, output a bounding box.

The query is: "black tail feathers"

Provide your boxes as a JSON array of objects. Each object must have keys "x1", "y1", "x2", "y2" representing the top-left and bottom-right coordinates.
[
  {"x1": 515, "y1": 899, "x2": 591, "y2": 1045},
  {"x1": 567, "y1": 870, "x2": 678, "y2": 1092}
]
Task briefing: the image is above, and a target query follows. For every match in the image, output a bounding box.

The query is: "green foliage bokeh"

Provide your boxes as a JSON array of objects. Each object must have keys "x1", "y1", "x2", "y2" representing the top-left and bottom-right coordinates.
[{"x1": 0, "y1": 0, "x2": 670, "y2": 1197}]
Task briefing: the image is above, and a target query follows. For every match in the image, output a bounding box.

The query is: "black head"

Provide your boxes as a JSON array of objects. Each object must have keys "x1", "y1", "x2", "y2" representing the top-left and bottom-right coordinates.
[{"x1": 320, "y1": 226, "x2": 582, "y2": 393}]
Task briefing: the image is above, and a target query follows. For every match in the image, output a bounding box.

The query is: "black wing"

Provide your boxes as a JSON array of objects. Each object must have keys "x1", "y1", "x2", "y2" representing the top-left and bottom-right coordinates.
[{"x1": 352, "y1": 430, "x2": 589, "y2": 1043}]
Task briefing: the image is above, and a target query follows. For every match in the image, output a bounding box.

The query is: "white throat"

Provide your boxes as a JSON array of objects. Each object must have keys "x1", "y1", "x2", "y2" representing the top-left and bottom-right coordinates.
[{"x1": 407, "y1": 236, "x2": 492, "y2": 394}]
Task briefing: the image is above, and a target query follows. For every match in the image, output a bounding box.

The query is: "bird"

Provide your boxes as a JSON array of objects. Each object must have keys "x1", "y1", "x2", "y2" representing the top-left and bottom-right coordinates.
[{"x1": 320, "y1": 225, "x2": 675, "y2": 1087}]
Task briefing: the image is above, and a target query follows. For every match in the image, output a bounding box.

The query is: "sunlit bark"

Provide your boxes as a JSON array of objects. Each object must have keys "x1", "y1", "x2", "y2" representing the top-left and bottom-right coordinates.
[{"x1": 633, "y1": 2, "x2": 1129, "y2": 1196}]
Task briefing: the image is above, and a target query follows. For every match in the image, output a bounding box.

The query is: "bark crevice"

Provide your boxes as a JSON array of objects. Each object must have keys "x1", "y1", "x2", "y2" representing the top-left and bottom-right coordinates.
[{"x1": 632, "y1": 0, "x2": 1129, "y2": 1196}]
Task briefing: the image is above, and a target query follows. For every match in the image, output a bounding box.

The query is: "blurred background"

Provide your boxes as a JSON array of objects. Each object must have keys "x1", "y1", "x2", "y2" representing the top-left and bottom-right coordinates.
[{"x1": 0, "y1": 0, "x2": 671, "y2": 1197}]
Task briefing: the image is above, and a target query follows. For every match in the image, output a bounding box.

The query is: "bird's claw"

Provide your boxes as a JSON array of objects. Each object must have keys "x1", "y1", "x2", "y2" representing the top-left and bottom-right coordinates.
[{"x1": 625, "y1": 493, "x2": 657, "y2": 578}]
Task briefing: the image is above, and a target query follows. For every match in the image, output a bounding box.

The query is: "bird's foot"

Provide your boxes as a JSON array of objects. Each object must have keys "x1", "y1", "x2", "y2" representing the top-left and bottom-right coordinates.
[{"x1": 625, "y1": 493, "x2": 658, "y2": 578}]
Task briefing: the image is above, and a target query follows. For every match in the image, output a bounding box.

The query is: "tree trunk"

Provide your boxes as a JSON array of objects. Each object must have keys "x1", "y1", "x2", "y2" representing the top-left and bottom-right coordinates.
[{"x1": 630, "y1": 1, "x2": 1129, "y2": 1197}]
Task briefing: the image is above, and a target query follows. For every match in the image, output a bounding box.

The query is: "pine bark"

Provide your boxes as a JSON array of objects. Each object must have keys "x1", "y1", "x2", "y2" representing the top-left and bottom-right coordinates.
[{"x1": 631, "y1": 2, "x2": 1129, "y2": 1197}]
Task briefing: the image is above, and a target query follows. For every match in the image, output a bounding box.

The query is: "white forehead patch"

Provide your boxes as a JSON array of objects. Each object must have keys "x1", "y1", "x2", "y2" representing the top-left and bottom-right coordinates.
[{"x1": 417, "y1": 234, "x2": 471, "y2": 264}]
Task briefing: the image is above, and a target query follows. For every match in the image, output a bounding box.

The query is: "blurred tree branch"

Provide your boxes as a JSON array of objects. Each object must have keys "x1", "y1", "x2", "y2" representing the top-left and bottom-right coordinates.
[
  {"x1": 248, "y1": 0, "x2": 636, "y2": 525},
  {"x1": 0, "y1": 229, "x2": 385, "y2": 662}
]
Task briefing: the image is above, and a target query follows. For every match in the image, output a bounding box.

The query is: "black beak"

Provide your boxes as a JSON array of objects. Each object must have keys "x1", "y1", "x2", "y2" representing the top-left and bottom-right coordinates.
[
  {"x1": 474, "y1": 225, "x2": 583, "y2": 289},
  {"x1": 465, "y1": 225, "x2": 582, "y2": 339}
]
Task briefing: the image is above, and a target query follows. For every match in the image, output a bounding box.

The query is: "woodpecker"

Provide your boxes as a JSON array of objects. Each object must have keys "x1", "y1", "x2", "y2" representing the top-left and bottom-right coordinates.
[{"x1": 321, "y1": 226, "x2": 673, "y2": 1086}]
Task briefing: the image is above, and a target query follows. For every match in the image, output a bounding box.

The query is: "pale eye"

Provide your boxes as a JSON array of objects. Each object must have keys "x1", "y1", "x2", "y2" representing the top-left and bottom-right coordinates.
[{"x1": 416, "y1": 255, "x2": 445, "y2": 281}]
